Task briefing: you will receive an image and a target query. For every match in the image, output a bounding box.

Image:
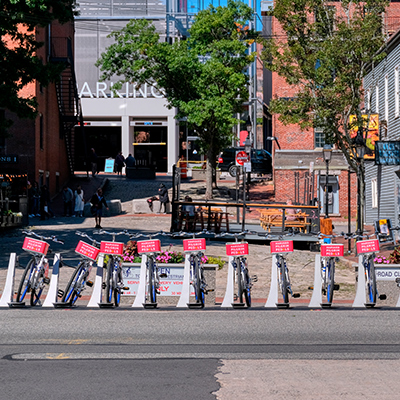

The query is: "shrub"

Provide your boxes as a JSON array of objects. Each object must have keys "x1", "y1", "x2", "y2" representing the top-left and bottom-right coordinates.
[{"x1": 389, "y1": 246, "x2": 400, "y2": 264}]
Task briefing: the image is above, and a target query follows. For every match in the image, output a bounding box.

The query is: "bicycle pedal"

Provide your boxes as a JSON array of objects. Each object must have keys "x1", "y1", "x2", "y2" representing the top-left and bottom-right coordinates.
[
  {"x1": 102, "y1": 283, "x2": 106, "y2": 289},
  {"x1": 57, "y1": 289, "x2": 64, "y2": 298},
  {"x1": 322, "y1": 289, "x2": 326, "y2": 295},
  {"x1": 122, "y1": 286, "x2": 129, "y2": 290},
  {"x1": 86, "y1": 280, "x2": 93, "y2": 287},
  {"x1": 251, "y1": 275, "x2": 258, "y2": 283},
  {"x1": 292, "y1": 293, "x2": 301, "y2": 298},
  {"x1": 379, "y1": 294, "x2": 387, "y2": 300},
  {"x1": 206, "y1": 289, "x2": 214, "y2": 293},
  {"x1": 308, "y1": 286, "x2": 313, "y2": 290},
  {"x1": 156, "y1": 290, "x2": 160, "y2": 294},
  {"x1": 333, "y1": 284, "x2": 340, "y2": 291},
  {"x1": 43, "y1": 277, "x2": 50, "y2": 284},
  {"x1": 159, "y1": 273, "x2": 168, "y2": 278}
]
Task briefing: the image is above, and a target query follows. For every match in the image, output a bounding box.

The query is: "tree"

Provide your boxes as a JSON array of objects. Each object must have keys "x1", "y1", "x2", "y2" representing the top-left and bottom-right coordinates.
[
  {"x1": 260, "y1": 0, "x2": 389, "y2": 230},
  {"x1": 0, "y1": 0, "x2": 77, "y2": 136},
  {"x1": 96, "y1": 0, "x2": 256, "y2": 199}
]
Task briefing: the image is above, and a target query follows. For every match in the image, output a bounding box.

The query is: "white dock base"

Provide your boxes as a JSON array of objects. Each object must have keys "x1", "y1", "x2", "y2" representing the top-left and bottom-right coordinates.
[
  {"x1": 177, "y1": 254, "x2": 191, "y2": 308},
  {"x1": 132, "y1": 254, "x2": 148, "y2": 308},
  {"x1": 87, "y1": 254, "x2": 104, "y2": 307},
  {"x1": 221, "y1": 256, "x2": 235, "y2": 308},
  {"x1": 308, "y1": 254, "x2": 323, "y2": 308},
  {"x1": 265, "y1": 255, "x2": 279, "y2": 308},
  {"x1": 0, "y1": 253, "x2": 17, "y2": 307},
  {"x1": 352, "y1": 255, "x2": 366, "y2": 308},
  {"x1": 42, "y1": 254, "x2": 61, "y2": 307}
]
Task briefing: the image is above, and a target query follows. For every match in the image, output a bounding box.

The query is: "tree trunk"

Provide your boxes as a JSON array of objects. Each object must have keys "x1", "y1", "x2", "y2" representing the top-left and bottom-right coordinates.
[{"x1": 205, "y1": 158, "x2": 213, "y2": 199}]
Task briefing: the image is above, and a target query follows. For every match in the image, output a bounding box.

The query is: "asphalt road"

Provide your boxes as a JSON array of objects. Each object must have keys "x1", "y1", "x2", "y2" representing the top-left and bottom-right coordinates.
[{"x1": 0, "y1": 309, "x2": 399, "y2": 399}]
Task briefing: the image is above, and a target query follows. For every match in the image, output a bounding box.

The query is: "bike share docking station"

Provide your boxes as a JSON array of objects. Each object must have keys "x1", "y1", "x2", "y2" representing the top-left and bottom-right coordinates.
[
  {"x1": 132, "y1": 239, "x2": 161, "y2": 309},
  {"x1": 177, "y1": 238, "x2": 207, "y2": 308},
  {"x1": 55, "y1": 240, "x2": 100, "y2": 308},
  {"x1": 221, "y1": 241, "x2": 249, "y2": 308},
  {"x1": 265, "y1": 240, "x2": 299, "y2": 308},
  {"x1": 97, "y1": 241, "x2": 125, "y2": 308},
  {"x1": 308, "y1": 244, "x2": 343, "y2": 308},
  {"x1": 4, "y1": 237, "x2": 52, "y2": 308}
]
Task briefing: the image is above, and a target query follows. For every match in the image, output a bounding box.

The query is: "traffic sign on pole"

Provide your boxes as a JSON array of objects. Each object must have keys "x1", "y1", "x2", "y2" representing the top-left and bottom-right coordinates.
[{"x1": 235, "y1": 151, "x2": 249, "y2": 166}]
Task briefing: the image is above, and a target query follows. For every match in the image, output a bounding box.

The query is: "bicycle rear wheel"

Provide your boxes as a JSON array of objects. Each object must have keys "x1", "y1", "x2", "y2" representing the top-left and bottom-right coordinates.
[
  {"x1": 241, "y1": 259, "x2": 251, "y2": 308},
  {"x1": 105, "y1": 257, "x2": 114, "y2": 303},
  {"x1": 114, "y1": 264, "x2": 122, "y2": 307},
  {"x1": 62, "y1": 265, "x2": 82, "y2": 305},
  {"x1": 326, "y1": 259, "x2": 335, "y2": 304},
  {"x1": 366, "y1": 258, "x2": 377, "y2": 305},
  {"x1": 194, "y1": 257, "x2": 205, "y2": 308},
  {"x1": 278, "y1": 256, "x2": 289, "y2": 304},
  {"x1": 147, "y1": 259, "x2": 157, "y2": 304},
  {"x1": 16, "y1": 259, "x2": 35, "y2": 302}
]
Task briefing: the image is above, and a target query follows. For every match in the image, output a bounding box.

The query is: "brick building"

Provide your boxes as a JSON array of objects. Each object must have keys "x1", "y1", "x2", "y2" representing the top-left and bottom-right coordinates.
[
  {"x1": 1, "y1": 19, "x2": 78, "y2": 198},
  {"x1": 262, "y1": 1, "x2": 400, "y2": 221}
]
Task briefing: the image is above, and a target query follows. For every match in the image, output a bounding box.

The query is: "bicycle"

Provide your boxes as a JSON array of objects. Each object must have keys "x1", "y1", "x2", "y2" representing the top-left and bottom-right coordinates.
[
  {"x1": 270, "y1": 240, "x2": 300, "y2": 307},
  {"x1": 130, "y1": 232, "x2": 164, "y2": 308},
  {"x1": 60, "y1": 232, "x2": 100, "y2": 306},
  {"x1": 94, "y1": 229, "x2": 129, "y2": 307},
  {"x1": 319, "y1": 244, "x2": 342, "y2": 306},
  {"x1": 16, "y1": 230, "x2": 64, "y2": 306},
  {"x1": 218, "y1": 231, "x2": 256, "y2": 308}
]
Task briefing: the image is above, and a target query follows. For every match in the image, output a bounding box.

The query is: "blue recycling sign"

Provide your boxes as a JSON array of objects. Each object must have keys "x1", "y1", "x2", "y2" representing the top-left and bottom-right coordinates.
[{"x1": 375, "y1": 141, "x2": 400, "y2": 165}]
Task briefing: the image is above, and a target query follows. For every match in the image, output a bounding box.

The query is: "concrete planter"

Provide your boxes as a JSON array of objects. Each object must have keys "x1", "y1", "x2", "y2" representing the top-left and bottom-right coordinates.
[
  {"x1": 191, "y1": 169, "x2": 221, "y2": 180},
  {"x1": 122, "y1": 263, "x2": 218, "y2": 305}
]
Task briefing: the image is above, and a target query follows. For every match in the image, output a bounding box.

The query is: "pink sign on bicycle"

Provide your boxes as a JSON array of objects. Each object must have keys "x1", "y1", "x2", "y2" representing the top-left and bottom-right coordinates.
[
  {"x1": 100, "y1": 241, "x2": 124, "y2": 255},
  {"x1": 321, "y1": 244, "x2": 344, "y2": 257},
  {"x1": 22, "y1": 237, "x2": 49, "y2": 255},
  {"x1": 226, "y1": 242, "x2": 249, "y2": 256},
  {"x1": 75, "y1": 241, "x2": 100, "y2": 261},
  {"x1": 270, "y1": 240, "x2": 294, "y2": 254},
  {"x1": 137, "y1": 239, "x2": 161, "y2": 254},
  {"x1": 183, "y1": 238, "x2": 206, "y2": 252},
  {"x1": 356, "y1": 239, "x2": 380, "y2": 254}
]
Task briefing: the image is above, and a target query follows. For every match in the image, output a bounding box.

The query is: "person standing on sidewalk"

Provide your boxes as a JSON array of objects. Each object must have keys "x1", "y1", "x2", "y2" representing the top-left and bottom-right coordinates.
[
  {"x1": 62, "y1": 186, "x2": 74, "y2": 217},
  {"x1": 158, "y1": 183, "x2": 169, "y2": 214},
  {"x1": 74, "y1": 185, "x2": 85, "y2": 217},
  {"x1": 90, "y1": 188, "x2": 108, "y2": 229}
]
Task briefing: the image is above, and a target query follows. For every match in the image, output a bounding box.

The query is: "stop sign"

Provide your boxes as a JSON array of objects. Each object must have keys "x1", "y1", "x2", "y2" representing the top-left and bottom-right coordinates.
[{"x1": 235, "y1": 150, "x2": 249, "y2": 166}]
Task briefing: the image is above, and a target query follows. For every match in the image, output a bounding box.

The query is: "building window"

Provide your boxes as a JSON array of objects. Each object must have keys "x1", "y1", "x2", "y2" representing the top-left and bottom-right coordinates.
[
  {"x1": 371, "y1": 178, "x2": 378, "y2": 209},
  {"x1": 366, "y1": 88, "x2": 371, "y2": 112},
  {"x1": 314, "y1": 128, "x2": 325, "y2": 148},
  {"x1": 394, "y1": 65, "x2": 399, "y2": 118},
  {"x1": 375, "y1": 84, "x2": 379, "y2": 113},
  {"x1": 385, "y1": 74, "x2": 389, "y2": 123}
]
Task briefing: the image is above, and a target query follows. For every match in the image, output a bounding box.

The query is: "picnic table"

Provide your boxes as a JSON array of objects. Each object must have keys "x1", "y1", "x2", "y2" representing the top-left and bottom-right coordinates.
[{"x1": 260, "y1": 208, "x2": 310, "y2": 232}]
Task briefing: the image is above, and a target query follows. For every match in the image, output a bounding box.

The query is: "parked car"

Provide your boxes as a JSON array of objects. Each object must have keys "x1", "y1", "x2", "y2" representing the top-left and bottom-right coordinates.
[{"x1": 218, "y1": 147, "x2": 272, "y2": 177}]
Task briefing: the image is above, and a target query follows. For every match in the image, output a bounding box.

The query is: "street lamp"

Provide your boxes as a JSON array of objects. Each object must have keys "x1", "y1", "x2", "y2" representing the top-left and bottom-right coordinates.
[
  {"x1": 322, "y1": 144, "x2": 332, "y2": 218},
  {"x1": 353, "y1": 130, "x2": 366, "y2": 235}
]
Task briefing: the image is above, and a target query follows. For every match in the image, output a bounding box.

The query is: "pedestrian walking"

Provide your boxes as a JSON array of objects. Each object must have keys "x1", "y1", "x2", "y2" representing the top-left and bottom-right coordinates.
[
  {"x1": 28, "y1": 181, "x2": 40, "y2": 217},
  {"x1": 74, "y1": 185, "x2": 85, "y2": 217},
  {"x1": 90, "y1": 148, "x2": 98, "y2": 177},
  {"x1": 62, "y1": 185, "x2": 74, "y2": 217},
  {"x1": 115, "y1": 151, "x2": 125, "y2": 175},
  {"x1": 90, "y1": 188, "x2": 108, "y2": 229},
  {"x1": 39, "y1": 185, "x2": 54, "y2": 220},
  {"x1": 158, "y1": 183, "x2": 169, "y2": 214},
  {"x1": 125, "y1": 153, "x2": 136, "y2": 168}
]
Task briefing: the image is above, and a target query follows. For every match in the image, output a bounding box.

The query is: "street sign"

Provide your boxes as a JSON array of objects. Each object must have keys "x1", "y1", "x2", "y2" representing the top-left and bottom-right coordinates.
[{"x1": 235, "y1": 151, "x2": 249, "y2": 166}]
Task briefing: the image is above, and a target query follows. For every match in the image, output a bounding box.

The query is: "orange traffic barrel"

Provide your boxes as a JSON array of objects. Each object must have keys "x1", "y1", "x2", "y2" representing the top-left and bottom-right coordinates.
[{"x1": 180, "y1": 162, "x2": 187, "y2": 178}]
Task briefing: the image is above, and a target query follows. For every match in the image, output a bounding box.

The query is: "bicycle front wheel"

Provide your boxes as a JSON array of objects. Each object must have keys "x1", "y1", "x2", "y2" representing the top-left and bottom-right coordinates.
[
  {"x1": 62, "y1": 265, "x2": 82, "y2": 305},
  {"x1": 278, "y1": 256, "x2": 289, "y2": 304},
  {"x1": 326, "y1": 259, "x2": 335, "y2": 304},
  {"x1": 113, "y1": 264, "x2": 122, "y2": 307},
  {"x1": 16, "y1": 259, "x2": 35, "y2": 303},
  {"x1": 366, "y1": 258, "x2": 377, "y2": 305},
  {"x1": 105, "y1": 257, "x2": 114, "y2": 304}
]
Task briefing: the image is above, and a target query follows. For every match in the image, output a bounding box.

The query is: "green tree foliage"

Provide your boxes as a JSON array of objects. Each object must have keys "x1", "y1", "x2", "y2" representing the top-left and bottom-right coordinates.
[
  {"x1": 260, "y1": 0, "x2": 389, "y2": 227},
  {"x1": 0, "y1": 0, "x2": 77, "y2": 136},
  {"x1": 96, "y1": 0, "x2": 256, "y2": 198}
]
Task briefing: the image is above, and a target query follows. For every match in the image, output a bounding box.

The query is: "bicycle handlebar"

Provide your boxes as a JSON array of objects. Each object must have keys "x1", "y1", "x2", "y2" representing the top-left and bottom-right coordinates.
[
  {"x1": 75, "y1": 231, "x2": 100, "y2": 246},
  {"x1": 22, "y1": 230, "x2": 64, "y2": 245},
  {"x1": 94, "y1": 229, "x2": 129, "y2": 238}
]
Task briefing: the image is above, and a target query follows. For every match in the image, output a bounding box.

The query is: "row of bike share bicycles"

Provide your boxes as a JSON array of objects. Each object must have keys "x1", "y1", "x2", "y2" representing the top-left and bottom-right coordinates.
[{"x1": 0, "y1": 228, "x2": 399, "y2": 309}]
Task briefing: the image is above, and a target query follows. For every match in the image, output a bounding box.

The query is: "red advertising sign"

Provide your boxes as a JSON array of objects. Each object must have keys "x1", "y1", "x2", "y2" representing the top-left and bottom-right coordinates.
[
  {"x1": 100, "y1": 241, "x2": 124, "y2": 255},
  {"x1": 356, "y1": 239, "x2": 380, "y2": 254},
  {"x1": 226, "y1": 242, "x2": 249, "y2": 256},
  {"x1": 321, "y1": 244, "x2": 344, "y2": 257},
  {"x1": 183, "y1": 238, "x2": 206, "y2": 252},
  {"x1": 270, "y1": 240, "x2": 294, "y2": 254},
  {"x1": 75, "y1": 241, "x2": 100, "y2": 261},
  {"x1": 235, "y1": 151, "x2": 249, "y2": 166},
  {"x1": 137, "y1": 239, "x2": 161, "y2": 254},
  {"x1": 22, "y1": 237, "x2": 49, "y2": 255}
]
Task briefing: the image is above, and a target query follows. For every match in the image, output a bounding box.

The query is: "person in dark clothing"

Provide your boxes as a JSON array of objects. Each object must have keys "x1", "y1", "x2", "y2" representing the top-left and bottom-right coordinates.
[
  {"x1": 62, "y1": 186, "x2": 74, "y2": 217},
  {"x1": 90, "y1": 148, "x2": 98, "y2": 177},
  {"x1": 90, "y1": 188, "x2": 109, "y2": 228},
  {"x1": 40, "y1": 185, "x2": 54, "y2": 220},
  {"x1": 125, "y1": 154, "x2": 136, "y2": 168},
  {"x1": 115, "y1": 152, "x2": 125, "y2": 175},
  {"x1": 158, "y1": 183, "x2": 169, "y2": 214}
]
